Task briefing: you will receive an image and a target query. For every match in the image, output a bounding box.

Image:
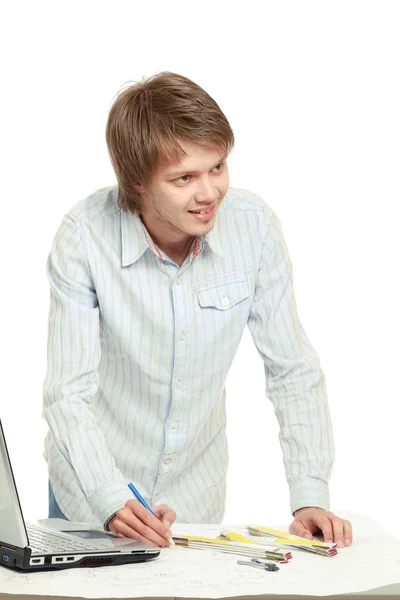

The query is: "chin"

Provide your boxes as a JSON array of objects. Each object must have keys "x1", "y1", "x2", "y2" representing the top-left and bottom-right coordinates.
[
  {"x1": 186, "y1": 215, "x2": 217, "y2": 232},
  {"x1": 191, "y1": 223, "x2": 214, "y2": 236}
]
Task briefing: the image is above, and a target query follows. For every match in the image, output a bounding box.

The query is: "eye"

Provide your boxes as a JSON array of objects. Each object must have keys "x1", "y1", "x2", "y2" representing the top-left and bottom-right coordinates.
[
  {"x1": 176, "y1": 175, "x2": 191, "y2": 184},
  {"x1": 212, "y1": 162, "x2": 225, "y2": 173}
]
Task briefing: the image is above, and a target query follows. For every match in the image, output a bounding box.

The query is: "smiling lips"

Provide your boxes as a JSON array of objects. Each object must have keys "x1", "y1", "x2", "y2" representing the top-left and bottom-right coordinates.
[
  {"x1": 188, "y1": 204, "x2": 217, "y2": 222},
  {"x1": 188, "y1": 203, "x2": 216, "y2": 214}
]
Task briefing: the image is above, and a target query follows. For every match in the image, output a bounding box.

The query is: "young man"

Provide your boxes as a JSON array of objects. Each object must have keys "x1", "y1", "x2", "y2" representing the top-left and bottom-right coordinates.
[{"x1": 43, "y1": 72, "x2": 352, "y2": 549}]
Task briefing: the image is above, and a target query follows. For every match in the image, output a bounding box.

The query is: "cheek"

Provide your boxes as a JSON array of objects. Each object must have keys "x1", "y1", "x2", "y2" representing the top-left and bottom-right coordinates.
[
  {"x1": 158, "y1": 198, "x2": 187, "y2": 221},
  {"x1": 169, "y1": 194, "x2": 189, "y2": 215},
  {"x1": 219, "y1": 172, "x2": 230, "y2": 192},
  {"x1": 155, "y1": 191, "x2": 182, "y2": 217}
]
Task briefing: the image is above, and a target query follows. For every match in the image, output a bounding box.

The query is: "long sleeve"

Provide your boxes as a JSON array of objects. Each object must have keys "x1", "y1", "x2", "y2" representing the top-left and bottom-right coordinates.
[
  {"x1": 42, "y1": 214, "x2": 132, "y2": 525},
  {"x1": 247, "y1": 209, "x2": 335, "y2": 514}
]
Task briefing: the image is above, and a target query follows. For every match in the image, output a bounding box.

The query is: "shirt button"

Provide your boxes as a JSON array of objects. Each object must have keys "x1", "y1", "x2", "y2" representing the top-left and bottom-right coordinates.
[
  {"x1": 176, "y1": 276, "x2": 181, "y2": 285},
  {"x1": 170, "y1": 421, "x2": 178, "y2": 429},
  {"x1": 179, "y1": 331, "x2": 185, "y2": 341},
  {"x1": 164, "y1": 458, "x2": 171, "y2": 465},
  {"x1": 222, "y1": 297, "x2": 229, "y2": 306},
  {"x1": 176, "y1": 379, "x2": 182, "y2": 388}
]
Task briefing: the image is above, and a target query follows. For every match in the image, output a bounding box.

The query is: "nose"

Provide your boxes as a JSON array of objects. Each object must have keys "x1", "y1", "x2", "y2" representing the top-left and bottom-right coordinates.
[{"x1": 194, "y1": 177, "x2": 219, "y2": 204}]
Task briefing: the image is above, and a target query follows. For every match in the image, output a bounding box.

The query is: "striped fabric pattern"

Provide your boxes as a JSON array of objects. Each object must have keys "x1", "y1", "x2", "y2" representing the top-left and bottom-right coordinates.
[{"x1": 42, "y1": 186, "x2": 334, "y2": 526}]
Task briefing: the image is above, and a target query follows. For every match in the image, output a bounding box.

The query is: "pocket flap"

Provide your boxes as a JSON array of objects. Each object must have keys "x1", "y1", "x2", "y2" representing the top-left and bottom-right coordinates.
[{"x1": 197, "y1": 280, "x2": 250, "y2": 310}]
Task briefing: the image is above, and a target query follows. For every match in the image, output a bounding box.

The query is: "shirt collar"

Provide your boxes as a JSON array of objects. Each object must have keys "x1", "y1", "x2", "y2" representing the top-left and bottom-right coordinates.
[
  {"x1": 204, "y1": 205, "x2": 225, "y2": 258},
  {"x1": 120, "y1": 209, "x2": 149, "y2": 266},
  {"x1": 120, "y1": 207, "x2": 225, "y2": 267}
]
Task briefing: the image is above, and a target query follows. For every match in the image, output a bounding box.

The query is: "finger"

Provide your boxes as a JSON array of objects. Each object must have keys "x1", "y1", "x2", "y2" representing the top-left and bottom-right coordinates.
[
  {"x1": 125, "y1": 500, "x2": 172, "y2": 539},
  {"x1": 153, "y1": 504, "x2": 177, "y2": 528},
  {"x1": 126, "y1": 500, "x2": 174, "y2": 542},
  {"x1": 114, "y1": 504, "x2": 172, "y2": 546},
  {"x1": 332, "y1": 517, "x2": 346, "y2": 548},
  {"x1": 289, "y1": 521, "x2": 313, "y2": 540},
  {"x1": 113, "y1": 511, "x2": 171, "y2": 547},
  {"x1": 112, "y1": 517, "x2": 167, "y2": 546},
  {"x1": 316, "y1": 515, "x2": 336, "y2": 544},
  {"x1": 109, "y1": 515, "x2": 153, "y2": 545},
  {"x1": 154, "y1": 506, "x2": 177, "y2": 545},
  {"x1": 343, "y1": 519, "x2": 353, "y2": 546},
  {"x1": 109, "y1": 529, "x2": 124, "y2": 538}
]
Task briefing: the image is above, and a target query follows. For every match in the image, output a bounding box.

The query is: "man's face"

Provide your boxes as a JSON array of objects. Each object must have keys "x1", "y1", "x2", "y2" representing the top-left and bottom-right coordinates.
[{"x1": 137, "y1": 141, "x2": 230, "y2": 241}]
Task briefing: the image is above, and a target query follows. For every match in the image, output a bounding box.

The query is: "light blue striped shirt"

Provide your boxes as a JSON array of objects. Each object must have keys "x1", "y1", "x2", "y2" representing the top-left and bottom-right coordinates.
[{"x1": 43, "y1": 186, "x2": 334, "y2": 526}]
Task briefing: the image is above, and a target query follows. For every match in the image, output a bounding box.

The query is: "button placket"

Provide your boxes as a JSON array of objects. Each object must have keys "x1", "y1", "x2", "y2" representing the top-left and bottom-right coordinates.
[{"x1": 164, "y1": 270, "x2": 189, "y2": 462}]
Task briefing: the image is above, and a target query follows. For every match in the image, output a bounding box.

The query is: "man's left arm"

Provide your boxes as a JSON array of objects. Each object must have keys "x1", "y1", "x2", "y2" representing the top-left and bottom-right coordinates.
[{"x1": 247, "y1": 208, "x2": 352, "y2": 547}]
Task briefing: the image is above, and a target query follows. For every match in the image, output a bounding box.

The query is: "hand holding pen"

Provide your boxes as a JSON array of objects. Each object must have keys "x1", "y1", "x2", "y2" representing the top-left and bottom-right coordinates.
[{"x1": 108, "y1": 483, "x2": 176, "y2": 547}]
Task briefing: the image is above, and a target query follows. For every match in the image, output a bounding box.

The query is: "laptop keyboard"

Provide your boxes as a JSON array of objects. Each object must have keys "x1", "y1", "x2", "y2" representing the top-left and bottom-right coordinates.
[{"x1": 27, "y1": 525, "x2": 107, "y2": 553}]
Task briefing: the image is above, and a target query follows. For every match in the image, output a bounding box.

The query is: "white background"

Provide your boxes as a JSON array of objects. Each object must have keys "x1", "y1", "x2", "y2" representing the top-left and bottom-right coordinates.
[{"x1": 1, "y1": 2, "x2": 399, "y2": 538}]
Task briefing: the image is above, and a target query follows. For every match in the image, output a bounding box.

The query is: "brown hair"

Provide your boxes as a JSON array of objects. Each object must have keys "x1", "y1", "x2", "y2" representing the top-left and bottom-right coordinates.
[{"x1": 106, "y1": 72, "x2": 235, "y2": 213}]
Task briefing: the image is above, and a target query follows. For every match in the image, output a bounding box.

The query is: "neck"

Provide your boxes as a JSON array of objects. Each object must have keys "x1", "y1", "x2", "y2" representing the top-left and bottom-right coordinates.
[
  {"x1": 158, "y1": 236, "x2": 194, "y2": 266},
  {"x1": 139, "y1": 215, "x2": 194, "y2": 265}
]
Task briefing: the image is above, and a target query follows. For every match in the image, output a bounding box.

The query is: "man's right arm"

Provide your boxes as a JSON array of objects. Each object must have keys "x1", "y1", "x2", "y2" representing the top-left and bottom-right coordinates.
[
  {"x1": 43, "y1": 214, "x2": 134, "y2": 526},
  {"x1": 43, "y1": 213, "x2": 175, "y2": 545}
]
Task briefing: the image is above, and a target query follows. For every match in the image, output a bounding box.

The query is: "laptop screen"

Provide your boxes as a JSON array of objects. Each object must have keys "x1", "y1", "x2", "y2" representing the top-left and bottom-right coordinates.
[{"x1": 0, "y1": 420, "x2": 29, "y2": 549}]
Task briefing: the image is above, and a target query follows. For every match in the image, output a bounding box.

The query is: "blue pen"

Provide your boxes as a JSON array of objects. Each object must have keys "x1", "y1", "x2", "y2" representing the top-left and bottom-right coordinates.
[
  {"x1": 127, "y1": 483, "x2": 175, "y2": 546},
  {"x1": 128, "y1": 483, "x2": 157, "y2": 516}
]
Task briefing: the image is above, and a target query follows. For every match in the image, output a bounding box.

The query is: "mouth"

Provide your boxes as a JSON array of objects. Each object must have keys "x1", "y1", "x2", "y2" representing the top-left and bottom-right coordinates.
[{"x1": 188, "y1": 203, "x2": 217, "y2": 223}]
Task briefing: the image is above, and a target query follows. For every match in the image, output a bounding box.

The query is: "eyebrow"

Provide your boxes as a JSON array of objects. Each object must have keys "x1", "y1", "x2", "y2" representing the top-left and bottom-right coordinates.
[{"x1": 166, "y1": 157, "x2": 227, "y2": 179}]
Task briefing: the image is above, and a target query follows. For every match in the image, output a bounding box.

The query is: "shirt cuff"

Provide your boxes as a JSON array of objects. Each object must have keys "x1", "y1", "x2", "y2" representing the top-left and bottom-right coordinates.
[
  {"x1": 289, "y1": 476, "x2": 330, "y2": 516},
  {"x1": 104, "y1": 512, "x2": 118, "y2": 532},
  {"x1": 87, "y1": 480, "x2": 134, "y2": 527}
]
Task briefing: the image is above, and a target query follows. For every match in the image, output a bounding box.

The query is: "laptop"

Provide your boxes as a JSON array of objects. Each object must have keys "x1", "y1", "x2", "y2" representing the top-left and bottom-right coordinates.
[{"x1": 0, "y1": 420, "x2": 161, "y2": 570}]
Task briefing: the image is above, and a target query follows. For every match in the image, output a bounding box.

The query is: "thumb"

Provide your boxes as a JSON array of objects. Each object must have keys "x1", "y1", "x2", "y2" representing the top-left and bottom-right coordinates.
[
  {"x1": 158, "y1": 513, "x2": 172, "y2": 527},
  {"x1": 163, "y1": 519, "x2": 172, "y2": 528},
  {"x1": 296, "y1": 528, "x2": 313, "y2": 540},
  {"x1": 152, "y1": 507, "x2": 171, "y2": 527},
  {"x1": 153, "y1": 504, "x2": 177, "y2": 528},
  {"x1": 290, "y1": 522, "x2": 313, "y2": 540}
]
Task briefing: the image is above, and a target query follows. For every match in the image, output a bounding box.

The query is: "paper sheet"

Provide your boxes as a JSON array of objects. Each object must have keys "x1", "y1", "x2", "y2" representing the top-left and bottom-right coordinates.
[{"x1": 1, "y1": 511, "x2": 400, "y2": 598}]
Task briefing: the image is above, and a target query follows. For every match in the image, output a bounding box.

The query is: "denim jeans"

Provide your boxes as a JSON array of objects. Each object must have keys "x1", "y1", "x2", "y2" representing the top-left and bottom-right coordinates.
[{"x1": 48, "y1": 482, "x2": 68, "y2": 520}]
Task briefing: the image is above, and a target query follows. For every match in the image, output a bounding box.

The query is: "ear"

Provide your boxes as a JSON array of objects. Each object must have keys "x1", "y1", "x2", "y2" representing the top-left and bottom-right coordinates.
[{"x1": 135, "y1": 183, "x2": 145, "y2": 193}]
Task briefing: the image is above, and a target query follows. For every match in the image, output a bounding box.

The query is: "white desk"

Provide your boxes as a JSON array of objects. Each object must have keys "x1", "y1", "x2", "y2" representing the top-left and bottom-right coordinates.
[
  {"x1": 1, "y1": 588, "x2": 400, "y2": 599},
  {"x1": 1, "y1": 513, "x2": 399, "y2": 599}
]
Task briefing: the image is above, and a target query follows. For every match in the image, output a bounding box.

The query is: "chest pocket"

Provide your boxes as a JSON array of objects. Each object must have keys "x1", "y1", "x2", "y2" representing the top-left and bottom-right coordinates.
[{"x1": 197, "y1": 279, "x2": 250, "y2": 310}]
